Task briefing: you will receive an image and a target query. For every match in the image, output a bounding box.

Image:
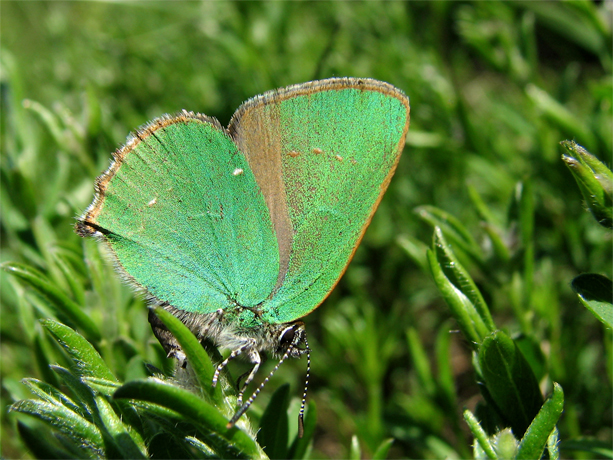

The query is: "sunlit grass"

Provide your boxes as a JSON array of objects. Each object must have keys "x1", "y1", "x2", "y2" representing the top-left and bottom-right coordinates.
[{"x1": 1, "y1": 2, "x2": 611, "y2": 458}]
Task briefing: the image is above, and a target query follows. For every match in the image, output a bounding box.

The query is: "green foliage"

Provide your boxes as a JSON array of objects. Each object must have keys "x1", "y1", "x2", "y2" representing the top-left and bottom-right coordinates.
[
  {"x1": 2, "y1": 1, "x2": 611, "y2": 459},
  {"x1": 562, "y1": 141, "x2": 613, "y2": 229},
  {"x1": 571, "y1": 274, "x2": 613, "y2": 329}
]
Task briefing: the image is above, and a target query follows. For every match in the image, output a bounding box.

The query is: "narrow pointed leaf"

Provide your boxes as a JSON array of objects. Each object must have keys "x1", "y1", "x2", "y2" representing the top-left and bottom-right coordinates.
[
  {"x1": 406, "y1": 328, "x2": 436, "y2": 397},
  {"x1": 95, "y1": 394, "x2": 147, "y2": 459},
  {"x1": 427, "y1": 248, "x2": 481, "y2": 347},
  {"x1": 21, "y1": 378, "x2": 85, "y2": 417},
  {"x1": 2, "y1": 262, "x2": 100, "y2": 340},
  {"x1": 547, "y1": 427, "x2": 560, "y2": 460},
  {"x1": 258, "y1": 383, "x2": 290, "y2": 459},
  {"x1": 481, "y1": 222, "x2": 511, "y2": 262},
  {"x1": 22, "y1": 99, "x2": 67, "y2": 148},
  {"x1": 113, "y1": 379, "x2": 263, "y2": 459},
  {"x1": 372, "y1": 438, "x2": 394, "y2": 460},
  {"x1": 478, "y1": 331, "x2": 543, "y2": 438},
  {"x1": 427, "y1": 228, "x2": 493, "y2": 347},
  {"x1": 52, "y1": 251, "x2": 86, "y2": 306},
  {"x1": 32, "y1": 334, "x2": 61, "y2": 388},
  {"x1": 463, "y1": 410, "x2": 496, "y2": 460},
  {"x1": 16, "y1": 421, "x2": 79, "y2": 460},
  {"x1": 42, "y1": 319, "x2": 116, "y2": 381},
  {"x1": 151, "y1": 306, "x2": 222, "y2": 403},
  {"x1": 81, "y1": 377, "x2": 122, "y2": 397},
  {"x1": 11, "y1": 399, "x2": 104, "y2": 454},
  {"x1": 516, "y1": 383, "x2": 564, "y2": 460},
  {"x1": 50, "y1": 365, "x2": 97, "y2": 422},
  {"x1": 287, "y1": 400, "x2": 316, "y2": 460},
  {"x1": 526, "y1": 85, "x2": 595, "y2": 148},
  {"x1": 571, "y1": 274, "x2": 613, "y2": 328},
  {"x1": 433, "y1": 227, "x2": 495, "y2": 331},
  {"x1": 561, "y1": 140, "x2": 613, "y2": 228},
  {"x1": 349, "y1": 435, "x2": 361, "y2": 460},
  {"x1": 416, "y1": 205, "x2": 483, "y2": 262},
  {"x1": 397, "y1": 234, "x2": 430, "y2": 274}
]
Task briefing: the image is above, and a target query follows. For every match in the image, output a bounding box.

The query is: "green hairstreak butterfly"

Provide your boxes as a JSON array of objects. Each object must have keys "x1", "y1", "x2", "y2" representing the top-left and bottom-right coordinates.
[{"x1": 77, "y1": 77, "x2": 410, "y2": 432}]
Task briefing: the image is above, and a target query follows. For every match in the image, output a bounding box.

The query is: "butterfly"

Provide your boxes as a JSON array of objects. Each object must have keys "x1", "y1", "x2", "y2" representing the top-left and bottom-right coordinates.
[{"x1": 77, "y1": 77, "x2": 410, "y2": 433}]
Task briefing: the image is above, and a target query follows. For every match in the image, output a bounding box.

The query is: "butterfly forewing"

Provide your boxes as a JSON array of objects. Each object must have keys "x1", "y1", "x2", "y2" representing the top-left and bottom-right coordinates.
[{"x1": 82, "y1": 114, "x2": 280, "y2": 313}]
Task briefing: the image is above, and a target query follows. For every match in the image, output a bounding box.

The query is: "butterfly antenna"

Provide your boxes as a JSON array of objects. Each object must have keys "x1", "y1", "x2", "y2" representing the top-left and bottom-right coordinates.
[
  {"x1": 226, "y1": 344, "x2": 293, "y2": 429},
  {"x1": 298, "y1": 333, "x2": 311, "y2": 438}
]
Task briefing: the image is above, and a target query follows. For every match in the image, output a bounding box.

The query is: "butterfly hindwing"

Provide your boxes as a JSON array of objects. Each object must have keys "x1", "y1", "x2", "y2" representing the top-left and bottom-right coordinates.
[{"x1": 229, "y1": 78, "x2": 410, "y2": 324}]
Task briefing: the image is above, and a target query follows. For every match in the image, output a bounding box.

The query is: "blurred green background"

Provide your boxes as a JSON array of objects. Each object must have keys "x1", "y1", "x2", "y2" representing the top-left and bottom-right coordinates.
[{"x1": 1, "y1": 1, "x2": 611, "y2": 458}]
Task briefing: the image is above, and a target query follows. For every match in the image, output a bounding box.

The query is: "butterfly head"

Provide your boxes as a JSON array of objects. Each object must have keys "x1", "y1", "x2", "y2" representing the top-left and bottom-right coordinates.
[{"x1": 273, "y1": 321, "x2": 307, "y2": 359}]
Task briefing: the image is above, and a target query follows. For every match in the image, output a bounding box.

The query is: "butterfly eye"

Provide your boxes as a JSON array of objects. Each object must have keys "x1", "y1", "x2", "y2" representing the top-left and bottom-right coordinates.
[{"x1": 279, "y1": 326, "x2": 296, "y2": 347}]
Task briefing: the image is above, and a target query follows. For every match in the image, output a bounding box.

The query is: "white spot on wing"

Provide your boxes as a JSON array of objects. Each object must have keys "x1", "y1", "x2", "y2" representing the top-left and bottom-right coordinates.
[{"x1": 233, "y1": 168, "x2": 244, "y2": 176}]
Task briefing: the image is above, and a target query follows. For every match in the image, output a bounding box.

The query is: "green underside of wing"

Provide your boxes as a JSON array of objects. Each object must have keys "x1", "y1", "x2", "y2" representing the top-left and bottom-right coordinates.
[
  {"x1": 94, "y1": 86, "x2": 407, "y2": 326},
  {"x1": 260, "y1": 88, "x2": 407, "y2": 324},
  {"x1": 97, "y1": 119, "x2": 279, "y2": 314}
]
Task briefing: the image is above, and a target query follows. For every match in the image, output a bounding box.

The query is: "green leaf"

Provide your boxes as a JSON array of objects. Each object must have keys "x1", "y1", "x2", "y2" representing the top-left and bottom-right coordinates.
[
  {"x1": 478, "y1": 331, "x2": 543, "y2": 437},
  {"x1": 559, "y1": 438, "x2": 613, "y2": 458},
  {"x1": 81, "y1": 377, "x2": 122, "y2": 397},
  {"x1": 50, "y1": 365, "x2": 98, "y2": 423},
  {"x1": 151, "y1": 306, "x2": 223, "y2": 404},
  {"x1": 185, "y1": 436, "x2": 217, "y2": 457},
  {"x1": 526, "y1": 85, "x2": 595, "y2": 148},
  {"x1": 287, "y1": 400, "x2": 316, "y2": 460},
  {"x1": 397, "y1": 234, "x2": 430, "y2": 274},
  {"x1": 492, "y1": 428, "x2": 518, "y2": 459},
  {"x1": 516, "y1": 383, "x2": 564, "y2": 460},
  {"x1": 406, "y1": 328, "x2": 436, "y2": 397},
  {"x1": 517, "y1": 180, "x2": 535, "y2": 306},
  {"x1": 514, "y1": 334, "x2": 547, "y2": 383},
  {"x1": 11, "y1": 399, "x2": 104, "y2": 455},
  {"x1": 42, "y1": 319, "x2": 116, "y2": 381},
  {"x1": 435, "y1": 322, "x2": 457, "y2": 411},
  {"x1": 561, "y1": 140, "x2": 613, "y2": 228},
  {"x1": 416, "y1": 205, "x2": 483, "y2": 263},
  {"x1": 427, "y1": 228, "x2": 494, "y2": 347},
  {"x1": 52, "y1": 251, "x2": 86, "y2": 307},
  {"x1": 16, "y1": 421, "x2": 78, "y2": 460},
  {"x1": 32, "y1": 334, "x2": 60, "y2": 389},
  {"x1": 571, "y1": 273, "x2": 613, "y2": 328},
  {"x1": 433, "y1": 227, "x2": 496, "y2": 331},
  {"x1": 481, "y1": 222, "x2": 511, "y2": 263},
  {"x1": 22, "y1": 378, "x2": 85, "y2": 418},
  {"x1": 372, "y1": 438, "x2": 394, "y2": 460},
  {"x1": 463, "y1": 410, "x2": 496, "y2": 460},
  {"x1": 467, "y1": 183, "x2": 502, "y2": 228},
  {"x1": 95, "y1": 394, "x2": 148, "y2": 459},
  {"x1": 349, "y1": 435, "x2": 361, "y2": 460},
  {"x1": 548, "y1": 427, "x2": 560, "y2": 460},
  {"x1": 2, "y1": 262, "x2": 101, "y2": 340},
  {"x1": 257, "y1": 383, "x2": 289, "y2": 459},
  {"x1": 113, "y1": 378, "x2": 264, "y2": 459}
]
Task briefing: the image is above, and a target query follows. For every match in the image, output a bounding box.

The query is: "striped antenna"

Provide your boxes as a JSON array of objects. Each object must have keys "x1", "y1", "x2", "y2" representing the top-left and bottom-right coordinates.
[
  {"x1": 298, "y1": 333, "x2": 311, "y2": 438},
  {"x1": 226, "y1": 342, "x2": 294, "y2": 429}
]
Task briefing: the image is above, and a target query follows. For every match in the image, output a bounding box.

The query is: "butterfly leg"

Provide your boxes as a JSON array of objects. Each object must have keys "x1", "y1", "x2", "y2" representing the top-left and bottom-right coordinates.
[
  {"x1": 237, "y1": 347, "x2": 261, "y2": 405},
  {"x1": 212, "y1": 338, "x2": 258, "y2": 392}
]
